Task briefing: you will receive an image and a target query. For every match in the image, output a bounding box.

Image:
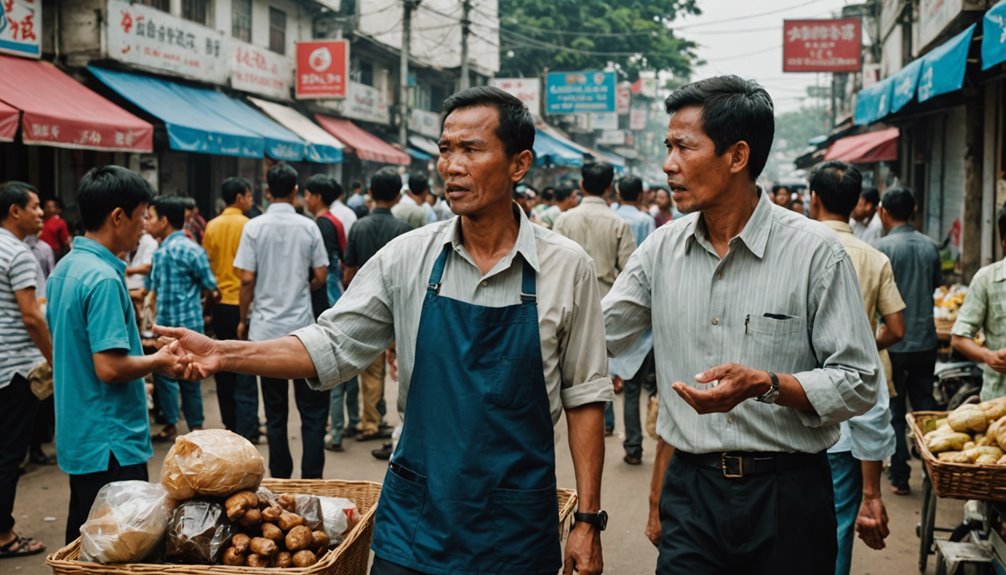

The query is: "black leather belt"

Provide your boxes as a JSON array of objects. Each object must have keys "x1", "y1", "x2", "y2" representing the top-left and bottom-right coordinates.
[{"x1": 676, "y1": 450, "x2": 825, "y2": 479}]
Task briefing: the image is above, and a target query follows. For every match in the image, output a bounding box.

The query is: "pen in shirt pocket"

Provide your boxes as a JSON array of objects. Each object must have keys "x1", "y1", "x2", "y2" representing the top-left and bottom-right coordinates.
[{"x1": 744, "y1": 314, "x2": 750, "y2": 335}]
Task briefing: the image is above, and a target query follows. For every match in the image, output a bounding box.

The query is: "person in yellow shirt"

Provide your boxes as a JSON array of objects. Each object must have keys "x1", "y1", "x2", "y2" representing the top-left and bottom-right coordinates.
[{"x1": 202, "y1": 178, "x2": 257, "y2": 442}]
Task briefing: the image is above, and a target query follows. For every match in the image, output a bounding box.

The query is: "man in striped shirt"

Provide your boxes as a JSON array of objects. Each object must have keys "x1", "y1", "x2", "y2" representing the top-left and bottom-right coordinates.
[{"x1": 0, "y1": 181, "x2": 51, "y2": 558}]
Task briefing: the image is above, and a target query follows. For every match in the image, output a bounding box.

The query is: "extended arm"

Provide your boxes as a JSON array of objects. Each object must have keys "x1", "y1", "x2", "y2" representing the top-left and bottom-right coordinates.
[
  {"x1": 15, "y1": 287, "x2": 51, "y2": 366},
  {"x1": 876, "y1": 311, "x2": 905, "y2": 351},
  {"x1": 563, "y1": 403, "x2": 605, "y2": 575},
  {"x1": 647, "y1": 438, "x2": 674, "y2": 547}
]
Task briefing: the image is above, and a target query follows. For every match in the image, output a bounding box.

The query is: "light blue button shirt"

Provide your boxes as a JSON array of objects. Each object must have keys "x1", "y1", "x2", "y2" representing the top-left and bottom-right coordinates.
[{"x1": 614, "y1": 204, "x2": 656, "y2": 248}]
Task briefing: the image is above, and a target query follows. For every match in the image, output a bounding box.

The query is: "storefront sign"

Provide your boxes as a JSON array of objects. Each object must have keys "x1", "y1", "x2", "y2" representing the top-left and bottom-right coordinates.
[
  {"x1": 0, "y1": 0, "x2": 40, "y2": 58},
  {"x1": 616, "y1": 83, "x2": 631, "y2": 115},
  {"x1": 335, "y1": 81, "x2": 389, "y2": 125},
  {"x1": 489, "y1": 77, "x2": 541, "y2": 116},
  {"x1": 107, "y1": 0, "x2": 228, "y2": 84},
  {"x1": 919, "y1": 0, "x2": 984, "y2": 50},
  {"x1": 783, "y1": 18, "x2": 862, "y2": 72},
  {"x1": 546, "y1": 70, "x2": 616, "y2": 115},
  {"x1": 231, "y1": 41, "x2": 293, "y2": 100},
  {"x1": 597, "y1": 130, "x2": 626, "y2": 145},
  {"x1": 295, "y1": 40, "x2": 348, "y2": 99},
  {"x1": 410, "y1": 107, "x2": 441, "y2": 139},
  {"x1": 629, "y1": 105, "x2": 648, "y2": 131},
  {"x1": 589, "y1": 112, "x2": 618, "y2": 130}
]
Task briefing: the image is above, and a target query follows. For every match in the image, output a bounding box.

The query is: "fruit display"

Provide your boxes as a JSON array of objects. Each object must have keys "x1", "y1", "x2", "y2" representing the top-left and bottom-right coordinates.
[{"x1": 923, "y1": 397, "x2": 1006, "y2": 465}]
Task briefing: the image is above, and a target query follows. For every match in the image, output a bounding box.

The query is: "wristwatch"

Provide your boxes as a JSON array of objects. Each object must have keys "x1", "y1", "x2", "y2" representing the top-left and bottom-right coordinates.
[
  {"x1": 755, "y1": 371, "x2": 780, "y2": 404},
  {"x1": 573, "y1": 510, "x2": 608, "y2": 531}
]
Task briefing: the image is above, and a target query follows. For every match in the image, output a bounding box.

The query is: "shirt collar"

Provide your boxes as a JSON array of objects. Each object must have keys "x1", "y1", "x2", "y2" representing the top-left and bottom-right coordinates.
[
  {"x1": 72, "y1": 236, "x2": 127, "y2": 274},
  {"x1": 820, "y1": 220, "x2": 854, "y2": 235},
  {"x1": 0, "y1": 227, "x2": 19, "y2": 242},
  {"x1": 440, "y1": 203, "x2": 540, "y2": 273},
  {"x1": 222, "y1": 207, "x2": 244, "y2": 216},
  {"x1": 889, "y1": 224, "x2": 915, "y2": 235},
  {"x1": 266, "y1": 203, "x2": 296, "y2": 214},
  {"x1": 372, "y1": 207, "x2": 393, "y2": 215},
  {"x1": 688, "y1": 187, "x2": 773, "y2": 259},
  {"x1": 163, "y1": 230, "x2": 187, "y2": 244},
  {"x1": 581, "y1": 196, "x2": 608, "y2": 207},
  {"x1": 995, "y1": 259, "x2": 1006, "y2": 283}
]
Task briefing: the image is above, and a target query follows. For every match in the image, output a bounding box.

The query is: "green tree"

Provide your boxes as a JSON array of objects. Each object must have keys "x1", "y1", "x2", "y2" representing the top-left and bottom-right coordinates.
[
  {"x1": 497, "y1": 0, "x2": 701, "y2": 81},
  {"x1": 764, "y1": 105, "x2": 830, "y2": 181}
]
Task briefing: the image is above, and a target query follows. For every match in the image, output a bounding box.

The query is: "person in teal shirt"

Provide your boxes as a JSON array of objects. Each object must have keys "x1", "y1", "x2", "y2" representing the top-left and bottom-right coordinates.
[{"x1": 46, "y1": 166, "x2": 182, "y2": 544}]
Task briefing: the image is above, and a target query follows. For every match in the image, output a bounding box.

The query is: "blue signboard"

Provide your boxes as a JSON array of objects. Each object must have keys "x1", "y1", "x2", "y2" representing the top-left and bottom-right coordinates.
[
  {"x1": 545, "y1": 71, "x2": 617, "y2": 115},
  {"x1": 983, "y1": 0, "x2": 1006, "y2": 70}
]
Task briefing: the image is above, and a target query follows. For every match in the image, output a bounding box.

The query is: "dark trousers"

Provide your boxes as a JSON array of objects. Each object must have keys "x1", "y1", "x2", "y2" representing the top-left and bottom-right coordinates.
[
  {"x1": 371, "y1": 556, "x2": 556, "y2": 575},
  {"x1": 657, "y1": 452, "x2": 837, "y2": 574},
  {"x1": 623, "y1": 350, "x2": 656, "y2": 458},
  {"x1": 261, "y1": 377, "x2": 330, "y2": 479},
  {"x1": 66, "y1": 453, "x2": 147, "y2": 544},
  {"x1": 211, "y1": 303, "x2": 241, "y2": 432},
  {"x1": 888, "y1": 348, "x2": 937, "y2": 485},
  {"x1": 30, "y1": 395, "x2": 54, "y2": 452},
  {"x1": 0, "y1": 374, "x2": 38, "y2": 533}
]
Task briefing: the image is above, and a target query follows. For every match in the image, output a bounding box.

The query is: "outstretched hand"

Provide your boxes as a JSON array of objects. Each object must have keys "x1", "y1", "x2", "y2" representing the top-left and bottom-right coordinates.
[
  {"x1": 153, "y1": 325, "x2": 225, "y2": 381},
  {"x1": 671, "y1": 363, "x2": 768, "y2": 414}
]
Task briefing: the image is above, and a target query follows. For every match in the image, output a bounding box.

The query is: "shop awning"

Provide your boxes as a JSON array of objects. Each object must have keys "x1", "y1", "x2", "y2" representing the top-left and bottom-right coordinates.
[
  {"x1": 853, "y1": 76, "x2": 893, "y2": 126},
  {"x1": 984, "y1": 0, "x2": 1006, "y2": 70},
  {"x1": 596, "y1": 149, "x2": 626, "y2": 170},
  {"x1": 314, "y1": 115, "x2": 410, "y2": 165},
  {"x1": 407, "y1": 147, "x2": 434, "y2": 161},
  {"x1": 0, "y1": 56, "x2": 152, "y2": 152},
  {"x1": 534, "y1": 128, "x2": 583, "y2": 167},
  {"x1": 890, "y1": 59, "x2": 922, "y2": 114},
  {"x1": 247, "y1": 97, "x2": 343, "y2": 164},
  {"x1": 408, "y1": 134, "x2": 440, "y2": 157},
  {"x1": 0, "y1": 101, "x2": 17, "y2": 143},
  {"x1": 918, "y1": 23, "x2": 976, "y2": 103},
  {"x1": 824, "y1": 127, "x2": 899, "y2": 164},
  {"x1": 89, "y1": 65, "x2": 264, "y2": 158}
]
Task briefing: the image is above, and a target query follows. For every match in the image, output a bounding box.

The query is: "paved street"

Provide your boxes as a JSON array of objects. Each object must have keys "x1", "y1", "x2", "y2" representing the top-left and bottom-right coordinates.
[{"x1": 8, "y1": 377, "x2": 963, "y2": 574}]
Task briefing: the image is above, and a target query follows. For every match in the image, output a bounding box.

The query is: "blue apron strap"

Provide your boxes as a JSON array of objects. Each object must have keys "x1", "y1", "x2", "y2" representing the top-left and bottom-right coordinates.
[
  {"x1": 427, "y1": 244, "x2": 451, "y2": 294},
  {"x1": 520, "y1": 256, "x2": 536, "y2": 303}
]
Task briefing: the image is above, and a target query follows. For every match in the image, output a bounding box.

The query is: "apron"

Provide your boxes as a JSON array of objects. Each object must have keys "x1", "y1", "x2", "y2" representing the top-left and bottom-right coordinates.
[{"x1": 372, "y1": 245, "x2": 561, "y2": 575}]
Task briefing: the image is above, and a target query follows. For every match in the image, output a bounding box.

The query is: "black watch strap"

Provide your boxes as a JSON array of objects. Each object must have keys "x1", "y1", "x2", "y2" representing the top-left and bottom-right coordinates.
[{"x1": 573, "y1": 510, "x2": 608, "y2": 531}]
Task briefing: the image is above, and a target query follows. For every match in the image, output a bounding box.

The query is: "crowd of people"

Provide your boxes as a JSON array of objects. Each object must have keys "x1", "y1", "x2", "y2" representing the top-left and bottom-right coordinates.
[{"x1": 0, "y1": 78, "x2": 995, "y2": 574}]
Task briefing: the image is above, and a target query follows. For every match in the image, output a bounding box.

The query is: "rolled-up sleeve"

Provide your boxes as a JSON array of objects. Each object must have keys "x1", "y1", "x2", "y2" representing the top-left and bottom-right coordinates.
[
  {"x1": 602, "y1": 247, "x2": 653, "y2": 358},
  {"x1": 559, "y1": 260, "x2": 615, "y2": 409},
  {"x1": 951, "y1": 270, "x2": 988, "y2": 339},
  {"x1": 794, "y1": 251, "x2": 880, "y2": 427},
  {"x1": 293, "y1": 254, "x2": 395, "y2": 390}
]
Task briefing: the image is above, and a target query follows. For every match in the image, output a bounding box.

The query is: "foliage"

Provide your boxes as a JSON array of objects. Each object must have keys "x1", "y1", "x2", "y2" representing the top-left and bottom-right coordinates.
[
  {"x1": 764, "y1": 105, "x2": 830, "y2": 181},
  {"x1": 497, "y1": 0, "x2": 701, "y2": 81}
]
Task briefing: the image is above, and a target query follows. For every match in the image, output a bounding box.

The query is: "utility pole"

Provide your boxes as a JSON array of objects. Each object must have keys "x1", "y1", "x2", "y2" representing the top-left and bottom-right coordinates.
[
  {"x1": 460, "y1": 0, "x2": 471, "y2": 90},
  {"x1": 400, "y1": 0, "x2": 421, "y2": 147}
]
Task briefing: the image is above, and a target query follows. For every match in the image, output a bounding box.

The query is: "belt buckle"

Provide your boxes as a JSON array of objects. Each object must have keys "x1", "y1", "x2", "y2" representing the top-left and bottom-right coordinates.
[{"x1": 721, "y1": 453, "x2": 744, "y2": 479}]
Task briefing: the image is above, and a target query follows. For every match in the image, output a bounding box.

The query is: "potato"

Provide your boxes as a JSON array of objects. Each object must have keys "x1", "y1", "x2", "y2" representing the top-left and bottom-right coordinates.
[
  {"x1": 938, "y1": 451, "x2": 972, "y2": 463},
  {"x1": 249, "y1": 536, "x2": 278, "y2": 557},
  {"x1": 262, "y1": 522, "x2": 283, "y2": 542},
  {"x1": 278, "y1": 510, "x2": 304, "y2": 532},
  {"x1": 246, "y1": 553, "x2": 270, "y2": 568},
  {"x1": 231, "y1": 533, "x2": 251, "y2": 554},
  {"x1": 927, "y1": 432, "x2": 972, "y2": 453},
  {"x1": 949, "y1": 404, "x2": 989, "y2": 433},
  {"x1": 274, "y1": 551, "x2": 293, "y2": 568},
  {"x1": 964, "y1": 441, "x2": 976, "y2": 451},
  {"x1": 238, "y1": 508, "x2": 262, "y2": 527},
  {"x1": 292, "y1": 550, "x2": 318, "y2": 567},
  {"x1": 998, "y1": 454, "x2": 1006, "y2": 465},
  {"x1": 995, "y1": 416, "x2": 1006, "y2": 451},
  {"x1": 981, "y1": 397, "x2": 1006, "y2": 421},
  {"x1": 278, "y1": 494, "x2": 297, "y2": 511},
  {"x1": 262, "y1": 506, "x2": 281, "y2": 523},
  {"x1": 964, "y1": 445, "x2": 1005, "y2": 461},
  {"x1": 285, "y1": 525, "x2": 313, "y2": 552},
  {"x1": 924, "y1": 424, "x2": 954, "y2": 442},
  {"x1": 225, "y1": 490, "x2": 260, "y2": 521},
  {"x1": 311, "y1": 530, "x2": 330, "y2": 552},
  {"x1": 222, "y1": 546, "x2": 246, "y2": 566},
  {"x1": 977, "y1": 454, "x2": 1001, "y2": 465}
]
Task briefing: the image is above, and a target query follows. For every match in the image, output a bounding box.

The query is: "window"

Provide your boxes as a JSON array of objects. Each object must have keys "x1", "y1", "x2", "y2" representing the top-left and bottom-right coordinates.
[
  {"x1": 269, "y1": 7, "x2": 287, "y2": 55},
  {"x1": 359, "y1": 61, "x2": 373, "y2": 86},
  {"x1": 232, "y1": 0, "x2": 252, "y2": 42},
  {"x1": 136, "y1": 0, "x2": 169, "y2": 10},
  {"x1": 182, "y1": 0, "x2": 209, "y2": 25}
]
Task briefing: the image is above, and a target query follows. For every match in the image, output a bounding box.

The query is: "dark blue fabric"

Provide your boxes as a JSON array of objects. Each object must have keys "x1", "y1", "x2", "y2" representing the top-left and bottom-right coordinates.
[{"x1": 372, "y1": 245, "x2": 561, "y2": 575}]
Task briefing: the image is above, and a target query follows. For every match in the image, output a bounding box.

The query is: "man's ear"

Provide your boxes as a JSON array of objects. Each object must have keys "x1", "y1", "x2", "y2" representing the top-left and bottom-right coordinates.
[
  {"x1": 511, "y1": 149, "x2": 532, "y2": 183},
  {"x1": 728, "y1": 141, "x2": 751, "y2": 176}
]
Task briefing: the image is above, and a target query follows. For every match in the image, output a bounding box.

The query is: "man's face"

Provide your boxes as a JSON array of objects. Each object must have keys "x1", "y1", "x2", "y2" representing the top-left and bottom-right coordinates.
[
  {"x1": 655, "y1": 189, "x2": 672, "y2": 210},
  {"x1": 773, "y1": 188, "x2": 791, "y2": 206},
  {"x1": 238, "y1": 189, "x2": 254, "y2": 212},
  {"x1": 437, "y1": 105, "x2": 530, "y2": 218},
  {"x1": 43, "y1": 199, "x2": 58, "y2": 218},
  {"x1": 120, "y1": 203, "x2": 148, "y2": 251},
  {"x1": 303, "y1": 190, "x2": 322, "y2": 214},
  {"x1": 18, "y1": 192, "x2": 44, "y2": 236},
  {"x1": 851, "y1": 196, "x2": 876, "y2": 220},
  {"x1": 145, "y1": 205, "x2": 166, "y2": 239},
  {"x1": 662, "y1": 106, "x2": 737, "y2": 214}
]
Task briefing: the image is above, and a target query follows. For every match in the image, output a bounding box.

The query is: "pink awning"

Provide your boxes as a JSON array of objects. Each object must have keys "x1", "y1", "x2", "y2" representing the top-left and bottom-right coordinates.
[
  {"x1": 0, "y1": 100, "x2": 17, "y2": 142},
  {"x1": 824, "y1": 127, "x2": 899, "y2": 164},
  {"x1": 0, "y1": 55, "x2": 153, "y2": 152},
  {"x1": 314, "y1": 115, "x2": 409, "y2": 165}
]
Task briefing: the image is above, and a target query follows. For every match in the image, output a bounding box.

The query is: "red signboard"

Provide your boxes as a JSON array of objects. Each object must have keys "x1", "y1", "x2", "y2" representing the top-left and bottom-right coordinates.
[
  {"x1": 783, "y1": 18, "x2": 862, "y2": 73},
  {"x1": 295, "y1": 40, "x2": 348, "y2": 99}
]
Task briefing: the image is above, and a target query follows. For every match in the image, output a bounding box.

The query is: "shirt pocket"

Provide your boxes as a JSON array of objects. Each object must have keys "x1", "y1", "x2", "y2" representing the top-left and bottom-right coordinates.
[
  {"x1": 488, "y1": 356, "x2": 538, "y2": 410},
  {"x1": 741, "y1": 313, "x2": 809, "y2": 372}
]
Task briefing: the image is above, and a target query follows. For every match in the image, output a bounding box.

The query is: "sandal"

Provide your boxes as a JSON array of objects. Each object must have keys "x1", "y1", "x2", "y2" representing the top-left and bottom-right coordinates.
[
  {"x1": 151, "y1": 426, "x2": 177, "y2": 443},
  {"x1": 0, "y1": 535, "x2": 45, "y2": 558}
]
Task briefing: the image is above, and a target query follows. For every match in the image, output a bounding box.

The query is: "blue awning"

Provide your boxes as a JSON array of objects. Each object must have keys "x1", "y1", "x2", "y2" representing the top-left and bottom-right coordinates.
[
  {"x1": 89, "y1": 66, "x2": 303, "y2": 160},
  {"x1": 890, "y1": 59, "x2": 922, "y2": 114},
  {"x1": 918, "y1": 23, "x2": 976, "y2": 103},
  {"x1": 853, "y1": 76, "x2": 893, "y2": 126},
  {"x1": 983, "y1": 0, "x2": 1006, "y2": 70},
  {"x1": 407, "y1": 147, "x2": 433, "y2": 161},
  {"x1": 534, "y1": 128, "x2": 583, "y2": 167}
]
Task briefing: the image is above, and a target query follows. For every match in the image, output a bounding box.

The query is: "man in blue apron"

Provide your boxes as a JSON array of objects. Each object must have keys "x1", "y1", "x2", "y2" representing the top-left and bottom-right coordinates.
[{"x1": 159, "y1": 86, "x2": 613, "y2": 575}]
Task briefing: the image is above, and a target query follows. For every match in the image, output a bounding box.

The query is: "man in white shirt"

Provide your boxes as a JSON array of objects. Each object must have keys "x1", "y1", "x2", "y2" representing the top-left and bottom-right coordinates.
[
  {"x1": 850, "y1": 187, "x2": 883, "y2": 245},
  {"x1": 329, "y1": 184, "x2": 358, "y2": 235}
]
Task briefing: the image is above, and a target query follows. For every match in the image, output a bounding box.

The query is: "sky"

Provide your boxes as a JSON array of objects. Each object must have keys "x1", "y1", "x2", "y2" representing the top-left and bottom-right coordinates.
[{"x1": 674, "y1": 0, "x2": 855, "y2": 112}]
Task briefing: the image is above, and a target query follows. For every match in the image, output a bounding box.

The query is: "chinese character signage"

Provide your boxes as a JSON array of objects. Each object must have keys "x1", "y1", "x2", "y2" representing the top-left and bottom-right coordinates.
[
  {"x1": 410, "y1": 108, "x2": 440, "y2": 139},
  {"x1": 231, "y1": 40, "x2": 293, "y2": 100},
  {"x1": 783, "y1": 18, "x2": 862, "y2": 73},
  {"x1": 296, "y1": 40, "x2": 348, "y2": 99},
  {"x1": 488, "y1": 78, "x2": 541, "y2": 116},
  {"x1": 107, "y1": 0, "x2": 228, "y2": 84},
  {"x1": 0, "y1": 0, "x2": 40, "y2": 58},
  {"x1": 322, "y1": 81, "x2": 389, "y2": 125},
  {"x1": 546, "y1": 71, "x2": 617, "y2": 115}
]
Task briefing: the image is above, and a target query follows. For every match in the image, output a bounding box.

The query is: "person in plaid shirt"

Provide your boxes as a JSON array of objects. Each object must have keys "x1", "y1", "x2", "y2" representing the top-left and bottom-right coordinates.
[{"x1": 146, "y1": 196, "x2": 217, "y2": 441}]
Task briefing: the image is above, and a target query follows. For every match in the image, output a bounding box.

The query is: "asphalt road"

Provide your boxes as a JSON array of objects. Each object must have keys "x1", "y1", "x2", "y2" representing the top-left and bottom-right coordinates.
[{"x1": 7, "y1": 378, "x2": 963, "y2": 574}]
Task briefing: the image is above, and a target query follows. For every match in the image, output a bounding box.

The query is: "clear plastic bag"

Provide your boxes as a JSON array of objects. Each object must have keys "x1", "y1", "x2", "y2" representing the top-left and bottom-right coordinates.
[
  {"x1": 316, "y1": 497, "x2": 360, "y2": 544},
  {"x1": 292, "y1": 495, "x2": 324, "y2": 532},
  {"x1": 161, "y1": 429, "x2": 264, "y2": 500},
  {"x1": 79, "y1": 481, "x2": 171, "y2": 563},
  {"x1": 165, "y1": 499, "x2": 238, "y2": 564}
]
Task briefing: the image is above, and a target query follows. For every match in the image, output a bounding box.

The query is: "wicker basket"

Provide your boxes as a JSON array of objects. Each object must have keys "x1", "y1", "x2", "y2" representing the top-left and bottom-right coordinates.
[
  {"x1": 556, "y1": 488, "x2": 578, "y2": 543},
  {"x1": 47, "y1": 479, "x2": 381, "y2": 575},
  {"x1": 908, "y1": 411, "x2": 1006, "y2": 500}
]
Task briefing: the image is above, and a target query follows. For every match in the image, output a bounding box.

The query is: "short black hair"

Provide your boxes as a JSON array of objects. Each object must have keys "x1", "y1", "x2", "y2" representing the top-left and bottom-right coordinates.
[
  {"x1": 305, "y1": 174, "x2": 342, "y2": 205},
  {"x1": 267, "y1": 162, "x2": 298, "y2": 199},
  {"x1": 408, "y1": 173, "x2": 430, "y2": 196},
  {"x1": 554, "y1": 187, "x2": 576, "y2": 203},
  {"x1": 351, "y1": 180, "x2": 362, "y2": 191},
  {"x1": 618, "y1": 176, "x2": 644, "y2": 203},
  {"x1": 581, "y1": 162, "x2": 614, "y2": 196},
  {"x1": 540, "y1": 187, "x2": 556, "y2": 203},
  {"x1": 809, "y1": 160, "x2": 862, "y2": 219},
  {"x1": 0, "y1": 181, "x2": 36, "y2": 221},
  {"x1": 370, "y1": 167, "x2": 402, "y2": 203},
  {"x1": 665, "y1": 75, "x2": 775, "y2": 180},
  {"x1": 152, "y1": 196, "x2": 187, "y2": 230},
  {"x1": 881, "y1": 187, "x2": 916, "y2": 221},
  {"x1": 772, "y1": 184, "x2": 791, "y2": 195},
  {"x1": 441, "y1": 86, "x2": 535, "y2": 157},
  {"x1": 221, "y1": 177, "x2": 252, "y2": 205},
  {"x1": 998, "y1": 204, "x2": 1006, "y2": 241},
  {"x1": 861, "y1": 187, "x2": 880, "y2": 206},
  {"x1": 789, "y1": 198, "x2": 805, "y2": 210},
  {"x1": 78, "y1": 165, "x2": 154, "y2": 232}
]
